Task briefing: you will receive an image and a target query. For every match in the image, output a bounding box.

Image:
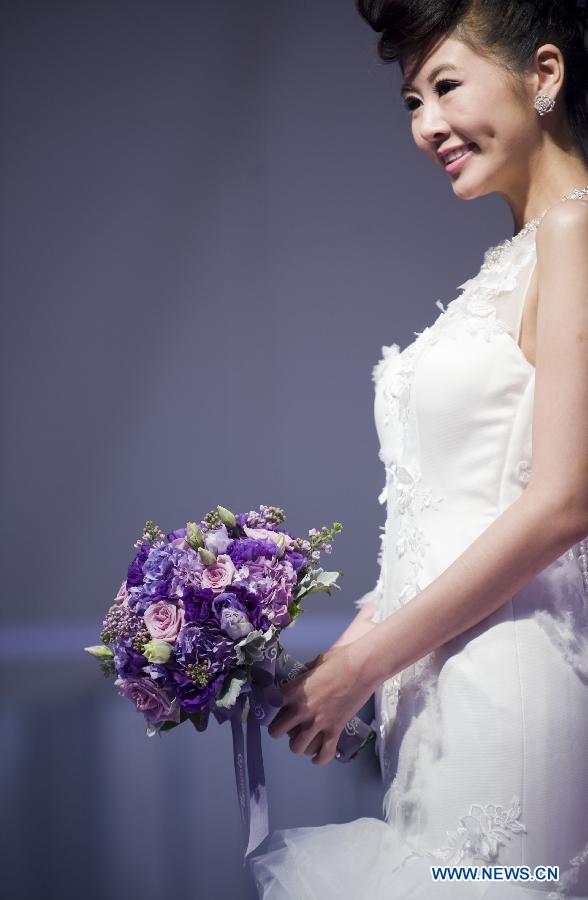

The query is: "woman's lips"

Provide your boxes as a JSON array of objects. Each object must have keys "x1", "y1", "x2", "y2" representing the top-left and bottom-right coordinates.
[{"x1": 444, "y1": 143, "x2": 477, "y2": 174}]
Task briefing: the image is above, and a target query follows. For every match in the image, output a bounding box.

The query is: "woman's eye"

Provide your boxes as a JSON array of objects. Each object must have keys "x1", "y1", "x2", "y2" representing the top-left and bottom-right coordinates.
[{"x1": 403, "y1": 80, "x2": 459, "y2": 112}]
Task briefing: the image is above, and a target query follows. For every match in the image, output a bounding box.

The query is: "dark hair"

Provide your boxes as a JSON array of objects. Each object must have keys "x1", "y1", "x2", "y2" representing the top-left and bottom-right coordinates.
[{"x1": 356, "y1": 0, "x2": 588, "y2": 149}]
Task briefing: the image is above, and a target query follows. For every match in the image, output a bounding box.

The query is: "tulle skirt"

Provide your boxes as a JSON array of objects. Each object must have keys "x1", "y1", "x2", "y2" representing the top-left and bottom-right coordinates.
[{"x1": 247, "y1": 815, "x2": 587, "y2": 898}]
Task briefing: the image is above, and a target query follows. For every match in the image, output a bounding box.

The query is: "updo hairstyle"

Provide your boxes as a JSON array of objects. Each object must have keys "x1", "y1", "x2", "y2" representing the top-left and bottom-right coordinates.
[{"x1": 356, "y1": 0, "x2": 588, "y2": 150}]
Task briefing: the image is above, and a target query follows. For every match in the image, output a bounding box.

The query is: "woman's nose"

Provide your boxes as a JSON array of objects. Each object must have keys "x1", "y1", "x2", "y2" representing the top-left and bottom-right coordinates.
[{"x1": 417, "y1": 103, "x2": 450, "y2": 145}]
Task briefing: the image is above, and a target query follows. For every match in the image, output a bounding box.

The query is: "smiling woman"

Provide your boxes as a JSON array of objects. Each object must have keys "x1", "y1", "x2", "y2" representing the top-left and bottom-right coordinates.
[{"x1": 247, "y1": 1, "x2": 588, "y2": 898}]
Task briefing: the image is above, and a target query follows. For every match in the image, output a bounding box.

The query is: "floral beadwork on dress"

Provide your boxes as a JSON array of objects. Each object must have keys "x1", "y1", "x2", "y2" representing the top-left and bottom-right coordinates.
[
  {"x1": 426, "y1": 795, "x2": 527, "y2": 866},
  {"x1": 516, "y1": 459, "x2": 532, "y2": 485},
  {"x1": 415, "y1": 225, "x2": 537, "y2": 354},
  {"x1": 385, "y1": 459, "x2": 445, "y2": 606},
  {"x1": 371, "y1": 337, "x2": 446, "y2": 785}
]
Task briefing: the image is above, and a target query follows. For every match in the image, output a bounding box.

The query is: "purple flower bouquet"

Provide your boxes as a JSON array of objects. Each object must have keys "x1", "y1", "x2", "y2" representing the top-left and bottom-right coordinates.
[{"x1": 85, "y1": 504, "x2": 375, "y2": 858}]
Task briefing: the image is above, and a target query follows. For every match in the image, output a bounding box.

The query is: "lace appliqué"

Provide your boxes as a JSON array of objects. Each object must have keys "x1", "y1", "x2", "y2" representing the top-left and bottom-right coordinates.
[
  {"x1": 547, "y1": 839, "x2": 588, "y2": 899},
  {"x1": 426, "y1": 795, "x2": 527, "y2": 866},
  {"x1": 382, "y1": 366, "x2": 413, "y2": 430},
  {"x1": 371, "y1": 340, "x2": 445, "y2": 784},
  {"x1": 516, "y1": 459, "x2": 532, "y2": 485},
  {"x1": 385, "y1": 460, "x2": 445, "y2": 606},
  {"x1": 407, "y1": 224, "x2": 538, "y2": 362}
]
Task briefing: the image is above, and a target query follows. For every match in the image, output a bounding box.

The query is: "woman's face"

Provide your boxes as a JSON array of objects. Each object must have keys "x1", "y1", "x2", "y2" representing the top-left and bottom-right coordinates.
[{"x1": 401, "y1": 34, "x2": 537, "y2": 200}]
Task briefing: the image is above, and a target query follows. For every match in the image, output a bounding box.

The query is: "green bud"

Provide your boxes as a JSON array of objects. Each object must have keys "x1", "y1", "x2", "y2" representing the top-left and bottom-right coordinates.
[
  {"x1": 142, "y1": 639, "x2": 173, "y2": 664},
  {"x1": 217, "y1": 505, "x2": 237, "y2": 528},
  {"x1": 198, "y1": 547, "x2": 217, "y2": 566},
  {"x1": 84, "y1": 645, "x2": 114, "y2": 659},
  {"x1": 186, "y1": 521, "x2": 204, "y2": 550}
]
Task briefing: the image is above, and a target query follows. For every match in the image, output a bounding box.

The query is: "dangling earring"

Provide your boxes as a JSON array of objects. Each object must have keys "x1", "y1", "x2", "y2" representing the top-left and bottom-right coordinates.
[{"x1": 534, "y1": 94, "x2": 556, "y2": 116}]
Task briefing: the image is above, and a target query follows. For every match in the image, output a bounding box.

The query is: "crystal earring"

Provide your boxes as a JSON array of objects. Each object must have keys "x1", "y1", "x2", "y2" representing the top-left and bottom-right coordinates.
[{"x1": 534, "y1": 94, "x2": 556, "y2": 116}]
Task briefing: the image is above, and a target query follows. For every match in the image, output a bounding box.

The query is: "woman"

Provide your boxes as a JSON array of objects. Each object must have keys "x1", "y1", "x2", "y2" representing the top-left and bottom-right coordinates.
[{"x1": 248, "y1": 1, "x2": 588, "y2": 896}]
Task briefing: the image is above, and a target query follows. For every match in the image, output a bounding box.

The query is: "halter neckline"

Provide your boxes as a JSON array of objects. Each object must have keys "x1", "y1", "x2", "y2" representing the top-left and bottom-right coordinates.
[{"x1": 513, "y1": 183, "x2": 588, "y2": 240}]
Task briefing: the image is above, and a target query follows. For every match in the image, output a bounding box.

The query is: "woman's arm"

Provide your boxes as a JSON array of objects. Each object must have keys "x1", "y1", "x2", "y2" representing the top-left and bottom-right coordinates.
[
  {"x1": 352, "y1": 487, "x2": 587, "y2": 690},
  {"x1": 331, "y1": 601, "x2": 377, "y2": 649},
  {"x1": 351, "y1": 201, "x2": 588, "y2": 692}
]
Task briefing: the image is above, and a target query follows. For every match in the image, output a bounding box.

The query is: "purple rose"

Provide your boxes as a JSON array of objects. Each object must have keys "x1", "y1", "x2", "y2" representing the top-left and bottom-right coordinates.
[{"x1": 115, "y1": 676, "x2": 180, "y2": 725}]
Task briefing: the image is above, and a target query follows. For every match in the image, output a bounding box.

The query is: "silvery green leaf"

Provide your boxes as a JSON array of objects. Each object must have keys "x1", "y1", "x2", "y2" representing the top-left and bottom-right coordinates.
[
  {"x1": 216, "y1": 673, "x2": 248, "y2": 709},
  {"x1": 234, "y1": 628, "x2": 272, "y2": 664}
]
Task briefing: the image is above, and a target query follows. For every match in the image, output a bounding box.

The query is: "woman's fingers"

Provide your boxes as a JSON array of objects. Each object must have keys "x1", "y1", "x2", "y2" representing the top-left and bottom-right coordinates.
[
  {"x1": 312, "y1": 732, "x2": 340, "y2": 766},
  {"x1": 303, "y1": 733, "x2": 323, "y2": 756},
  {"x1": 288, "y1": 724, "x2": 323, "y2": 756}
]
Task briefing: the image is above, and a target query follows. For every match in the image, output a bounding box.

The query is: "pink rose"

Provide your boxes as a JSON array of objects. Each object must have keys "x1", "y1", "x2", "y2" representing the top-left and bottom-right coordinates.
[
  {"x1": 200, "y1": 553, "x2": 235, "y2": 593},
  {"x1": 116, "y1": 676, "x2": 180, "y2": 726},
  {"x1": 144, "y1": 600, "x2": 185, "y2": 641}
]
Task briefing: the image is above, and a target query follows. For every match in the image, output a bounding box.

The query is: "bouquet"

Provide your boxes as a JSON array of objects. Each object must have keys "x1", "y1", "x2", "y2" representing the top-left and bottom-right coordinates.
[{"x1": 85, "y1": 504, "x2": 375, "y2": 858}]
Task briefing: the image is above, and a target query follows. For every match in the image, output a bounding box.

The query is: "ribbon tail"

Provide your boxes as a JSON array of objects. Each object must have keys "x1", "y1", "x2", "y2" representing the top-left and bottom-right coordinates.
[
  {"x1": 230, "y1": 696, "x2": 250, "y2": 851},
  {"x1": 243, "y1": 706, "x2": 269, "y2": 861}
]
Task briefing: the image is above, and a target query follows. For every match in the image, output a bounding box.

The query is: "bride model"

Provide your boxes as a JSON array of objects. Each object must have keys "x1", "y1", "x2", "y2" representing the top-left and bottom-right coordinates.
[{"x1": 248, "y1": 1, "x2": 588, "y2": 896}]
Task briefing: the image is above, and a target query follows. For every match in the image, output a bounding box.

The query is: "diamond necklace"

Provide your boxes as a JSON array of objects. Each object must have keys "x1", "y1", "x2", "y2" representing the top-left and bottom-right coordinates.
[{"x1": 481, "y1": 183, "x2": 588, "y2": 272}]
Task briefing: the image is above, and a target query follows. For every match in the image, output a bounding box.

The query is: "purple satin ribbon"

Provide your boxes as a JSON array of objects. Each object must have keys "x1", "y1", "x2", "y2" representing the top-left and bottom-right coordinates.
[{"x1": 214, "y1": 644, "x2": 376, "y2": 862}]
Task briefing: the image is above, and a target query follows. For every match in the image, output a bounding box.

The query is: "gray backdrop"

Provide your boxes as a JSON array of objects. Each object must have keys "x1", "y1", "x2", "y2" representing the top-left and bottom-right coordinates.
[{"x1": 1, "y1": 2, "x2": 515, "y2": 898}]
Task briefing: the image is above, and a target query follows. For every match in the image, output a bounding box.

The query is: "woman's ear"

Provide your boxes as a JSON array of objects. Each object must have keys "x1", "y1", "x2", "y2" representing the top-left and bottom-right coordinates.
[{"x1": 532, "y1": 42, "x2": 565, "y2": 104}]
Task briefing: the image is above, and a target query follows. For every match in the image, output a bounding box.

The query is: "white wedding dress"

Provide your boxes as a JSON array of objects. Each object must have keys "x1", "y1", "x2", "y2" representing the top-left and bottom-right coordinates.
[{"x1": 248, "y1": 192, "x2": 588, "y2": 899}]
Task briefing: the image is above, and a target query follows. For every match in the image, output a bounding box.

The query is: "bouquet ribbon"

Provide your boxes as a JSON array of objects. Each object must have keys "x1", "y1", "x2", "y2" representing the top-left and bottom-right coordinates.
[{"x1": 213, "y1": 644, "x2": 376, "y2": 863}]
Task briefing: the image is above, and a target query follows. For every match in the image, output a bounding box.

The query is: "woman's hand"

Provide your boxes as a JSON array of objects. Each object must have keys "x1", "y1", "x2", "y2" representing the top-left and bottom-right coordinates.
[{"x1": 267, "y1": 642, "x2": 375, "y2": 766}]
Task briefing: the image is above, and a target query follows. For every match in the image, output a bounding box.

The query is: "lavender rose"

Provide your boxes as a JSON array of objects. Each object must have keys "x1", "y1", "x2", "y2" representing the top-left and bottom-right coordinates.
[
  {"x1": 115, "y1": 676, "x2": 180, "y2": 725},
  {"x1": 144, "y1": 600, "x2": 185, "y2": 641}
]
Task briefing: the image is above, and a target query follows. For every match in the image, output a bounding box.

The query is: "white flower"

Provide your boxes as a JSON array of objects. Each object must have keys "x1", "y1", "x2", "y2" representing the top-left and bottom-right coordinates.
[{"x1": 203, "y1": 525, "x2": 232, "y2": 555}]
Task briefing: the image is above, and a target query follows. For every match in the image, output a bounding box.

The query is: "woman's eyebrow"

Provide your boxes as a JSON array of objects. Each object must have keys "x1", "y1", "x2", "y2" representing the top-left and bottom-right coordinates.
[{"x1": 400, "y1": 63, "x2": 458, "y2": 97}]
